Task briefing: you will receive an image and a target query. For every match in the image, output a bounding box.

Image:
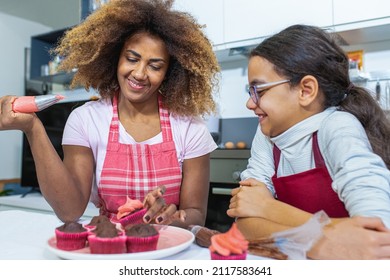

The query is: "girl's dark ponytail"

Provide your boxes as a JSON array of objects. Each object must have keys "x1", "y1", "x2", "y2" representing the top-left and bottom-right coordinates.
[{"x1": 340, "y1": 85, "x2": 390, "y2": 169}]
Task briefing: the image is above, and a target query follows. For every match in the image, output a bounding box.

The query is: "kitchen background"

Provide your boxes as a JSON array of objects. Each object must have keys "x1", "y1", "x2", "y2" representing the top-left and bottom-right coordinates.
[{"x1": 1, "y1": 0, "x2": 390, "y2": 182}]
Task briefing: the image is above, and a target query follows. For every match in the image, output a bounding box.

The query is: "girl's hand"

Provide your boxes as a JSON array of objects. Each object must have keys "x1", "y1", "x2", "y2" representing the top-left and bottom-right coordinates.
[
  {"x1": 142, "y1": 185, "x2": 186, "y2": 225},
  {"x1": 227, "y1": 178, "x2": 274, "y2": 218},
  {"x1": 309, "y1": 216, "x2": 390, "y2": 259}
]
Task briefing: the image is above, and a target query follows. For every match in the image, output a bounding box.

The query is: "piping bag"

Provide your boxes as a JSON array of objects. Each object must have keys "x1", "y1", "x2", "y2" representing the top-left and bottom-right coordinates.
[{"x1": 12, "y1": 95, "x2": 65, "y2": 113}]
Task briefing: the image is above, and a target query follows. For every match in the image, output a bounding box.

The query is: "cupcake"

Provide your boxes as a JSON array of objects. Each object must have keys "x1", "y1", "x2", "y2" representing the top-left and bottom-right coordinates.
[
  {"x1": 88, "y1": 221, "x2": 127, "y2": 254},
  {"x1": 125, "y1": 224, "x2": 160, "y2": 253},
  {"x1": 209, "y1": 223, "x2": 248, "y2": 260},
  {"x1": 85, "y1": 215, "x2": 111, "y2": 230},
  {"x1": 117, "y1": 196, "x2": 147, "y2": 227},
  {"x1": 55, "y1": 221, "x2": 89, "y2": 251}
]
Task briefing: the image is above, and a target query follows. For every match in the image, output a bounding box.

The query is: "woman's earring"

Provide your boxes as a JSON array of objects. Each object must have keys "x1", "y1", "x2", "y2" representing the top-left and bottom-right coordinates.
[{"x1": 158, "y1": 89, "x2": 166, "y2": 97}]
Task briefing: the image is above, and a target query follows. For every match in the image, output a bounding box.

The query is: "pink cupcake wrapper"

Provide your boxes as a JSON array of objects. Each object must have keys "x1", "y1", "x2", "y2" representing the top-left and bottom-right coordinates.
[
  {"x1": 126, "y1": 233, "x2": 159, "y2": 253},
  {"x1": 83, "y1": 225, "x2": 96, "y2": 230},
  {"x1": 210, "y1": 251, "x2": 247, "y2": 260},
  {"x1": 118, "y1": 208, "x2": 147, "y2": 227},
  {"x1": 55, "y1": 229, "x2": 89, "y2": 251},
  {"x1": 88, "y1": 235, "x2": 127, "y2": 254}
]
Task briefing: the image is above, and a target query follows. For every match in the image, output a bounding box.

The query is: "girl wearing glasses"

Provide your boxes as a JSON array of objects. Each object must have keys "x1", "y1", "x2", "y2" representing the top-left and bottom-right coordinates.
[{"x1": 228, "y1": 24, "x2": 390, "y2": 259}]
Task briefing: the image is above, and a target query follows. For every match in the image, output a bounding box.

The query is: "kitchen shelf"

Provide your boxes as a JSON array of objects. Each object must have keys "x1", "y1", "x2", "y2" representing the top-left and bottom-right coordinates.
[
  {"x1": 29, "y1": 27, "x2": 70, "y2": 82},
  {"x1": 35, "y1": 72, "x2": 75, "y2": 85},
  {"x1": 350, "y1": 70, "x2": 390, "y2": 83}
]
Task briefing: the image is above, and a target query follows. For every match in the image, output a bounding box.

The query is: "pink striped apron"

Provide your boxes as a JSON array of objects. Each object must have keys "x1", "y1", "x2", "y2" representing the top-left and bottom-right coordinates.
[{"x1": 97, "y1": 94, "x2": 182, "y2": 220}]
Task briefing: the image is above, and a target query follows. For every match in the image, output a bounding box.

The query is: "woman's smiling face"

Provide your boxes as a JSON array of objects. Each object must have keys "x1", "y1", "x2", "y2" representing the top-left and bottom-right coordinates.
[{"x1": 117, "y1": 32, "x2": 170, "y2": 103}]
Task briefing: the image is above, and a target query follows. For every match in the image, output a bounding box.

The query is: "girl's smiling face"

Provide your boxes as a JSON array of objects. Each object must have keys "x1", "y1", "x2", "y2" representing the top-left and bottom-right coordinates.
[{"x1": 247, "y1": 56, "x2": 303, "y2": 137}]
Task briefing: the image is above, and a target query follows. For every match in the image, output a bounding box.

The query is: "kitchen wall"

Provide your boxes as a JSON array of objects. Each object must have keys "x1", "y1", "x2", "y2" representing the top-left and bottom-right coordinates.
[{"x1": 0, "y1": 12, "x2": 51, "y2": 179}]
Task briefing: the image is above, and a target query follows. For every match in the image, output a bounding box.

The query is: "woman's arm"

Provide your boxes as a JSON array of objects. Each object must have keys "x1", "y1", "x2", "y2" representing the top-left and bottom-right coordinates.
[
  {"x1": 26, "y1": 123, "x2": 94, "y2": 221},
  {"x1": 173, "y1": 153, "x2": 211, "y2": 227},
  {"x1": 1, "y1": 96, "x2": 94, "y2": 222},
  {"x1": 144, "y1": 154, "x2": 211, "y2": 228}
]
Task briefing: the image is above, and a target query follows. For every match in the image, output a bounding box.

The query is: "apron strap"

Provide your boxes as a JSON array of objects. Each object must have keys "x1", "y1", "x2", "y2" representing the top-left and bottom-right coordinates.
[
  {"x1": 311, "y1": 131, "x2": 326, "y2": 169},
  {"x1": 158, "y1": 94, "x2": 173, "y2": 143}
]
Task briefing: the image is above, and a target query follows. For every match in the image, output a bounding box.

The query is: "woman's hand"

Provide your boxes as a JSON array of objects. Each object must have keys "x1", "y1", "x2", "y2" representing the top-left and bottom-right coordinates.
[
  {"x1": 0, "y1": 95, "x2": 37, "y2": 133},
  {"x1": 142, "y1": 185, "x2": 186, "y2": 225},
  {"x1": 227, "y1": 178, "x2": 274, "y2": 218}
]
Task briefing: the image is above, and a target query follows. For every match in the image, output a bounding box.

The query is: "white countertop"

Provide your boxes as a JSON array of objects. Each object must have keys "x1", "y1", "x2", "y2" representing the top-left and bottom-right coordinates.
[
  {"x1": 0, "y1": 193, "x2": 99, "y2": 218},
  {"x1": 0, "y1": 209, "x2": 266, "y2": 260}
]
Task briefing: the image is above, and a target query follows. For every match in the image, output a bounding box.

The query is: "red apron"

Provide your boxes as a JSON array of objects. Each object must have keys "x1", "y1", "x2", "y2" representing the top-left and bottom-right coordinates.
[
  {"x1": 97, "y1": 94, "x2": 182, "y2": 220},
  {"x1": 272, "y1": 132, "x2": 349, "y2": 218}
]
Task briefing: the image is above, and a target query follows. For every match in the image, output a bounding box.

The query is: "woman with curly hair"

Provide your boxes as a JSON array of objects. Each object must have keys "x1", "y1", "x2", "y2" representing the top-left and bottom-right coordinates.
[{"x1": 0, "y1": 0, "x2": 220, "y2": 227}]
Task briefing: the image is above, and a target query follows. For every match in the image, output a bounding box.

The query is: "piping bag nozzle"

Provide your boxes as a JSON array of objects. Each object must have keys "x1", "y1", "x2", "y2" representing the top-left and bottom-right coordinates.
[{"x1": 12, "y1": 95, "x2": 65, "y2": 113}]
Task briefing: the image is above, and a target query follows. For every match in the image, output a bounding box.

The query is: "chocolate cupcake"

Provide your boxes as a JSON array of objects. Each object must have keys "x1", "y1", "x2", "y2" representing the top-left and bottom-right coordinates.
[
  {"x1": 55, "y1": 221, "x2": 89, "y2": 251},
  {"x1": 85, "y1": 215, "x2": 112, "y2": 230},
  {"x1": 125, "y1": 224, "x2": 159, "y2": 253},
  {"x1": 88, "y1": 221, "x2": 127, "y2": 254}
]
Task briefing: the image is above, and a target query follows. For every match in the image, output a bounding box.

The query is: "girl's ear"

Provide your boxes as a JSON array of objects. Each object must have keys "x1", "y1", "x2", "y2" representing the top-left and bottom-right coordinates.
[{"x1": 298, "y1": 75, "x2": 319, "y2": 106}]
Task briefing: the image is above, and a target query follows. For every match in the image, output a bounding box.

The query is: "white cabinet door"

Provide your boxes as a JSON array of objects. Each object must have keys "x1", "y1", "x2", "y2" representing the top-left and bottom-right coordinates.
[
  {"x1": 334, "y1": 0, "x2": 390, "y2": 25},
  {"x1": 224, "y1": 0, "x2": 333, "y2": 44},
  {"x1": 173, "y1": 0, "x2": 224, "y2": 46}
]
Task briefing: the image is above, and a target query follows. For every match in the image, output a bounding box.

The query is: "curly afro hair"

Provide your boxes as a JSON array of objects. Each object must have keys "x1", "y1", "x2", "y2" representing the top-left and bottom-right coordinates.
[{"x1": 54, "y1": 0, "x2": 220, "y2": 117}]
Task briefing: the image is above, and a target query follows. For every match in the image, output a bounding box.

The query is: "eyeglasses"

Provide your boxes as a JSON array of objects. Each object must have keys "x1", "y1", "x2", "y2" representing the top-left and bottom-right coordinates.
[{"x1": 248, "y1": 79, "x2": 290, "y2": 104}]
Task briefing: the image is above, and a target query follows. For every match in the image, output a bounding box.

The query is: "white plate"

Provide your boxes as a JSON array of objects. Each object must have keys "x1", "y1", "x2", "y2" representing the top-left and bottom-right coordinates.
[{"x1": 47, "y1": 225, "x2": 194, "y2": 260}]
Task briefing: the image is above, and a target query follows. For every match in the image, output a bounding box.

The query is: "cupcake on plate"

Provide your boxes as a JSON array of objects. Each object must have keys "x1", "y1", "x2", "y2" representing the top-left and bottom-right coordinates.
[
  {"x1": 55, "y1": 221, "x2": 89, "y2": 251},
  {"x1": 209, "y1": 223, "x2": 248, "y2": 260},
  {"x1": 125, "y1": 224, "x2": 160, "y2": 253},
  {"x1": 84, "y1": 215, "x2": 111, "y2": 230},
  {"x1": 117, "y1": 196, "x2": 147, "y2": 227},
  {"x1": 88, "y1": 221, "x2": 127, "y2": 254}
]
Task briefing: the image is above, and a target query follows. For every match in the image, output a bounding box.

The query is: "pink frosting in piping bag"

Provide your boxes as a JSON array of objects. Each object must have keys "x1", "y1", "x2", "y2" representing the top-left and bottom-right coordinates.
[{"x1": 12, "y1": 95, "x2": 65, "y2": 113}]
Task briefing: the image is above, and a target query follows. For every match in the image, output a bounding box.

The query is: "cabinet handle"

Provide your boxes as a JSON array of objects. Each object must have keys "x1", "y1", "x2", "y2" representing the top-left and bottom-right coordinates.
[{"x1": 212, "y1": 188, "x2": 232, "y2": 196}]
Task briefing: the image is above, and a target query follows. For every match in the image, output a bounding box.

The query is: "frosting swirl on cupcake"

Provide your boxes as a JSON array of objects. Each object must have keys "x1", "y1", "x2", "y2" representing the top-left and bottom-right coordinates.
[
  {"x1": 209, "y1": 223, "x2": 248, "y2": 256},
  {"x1": 117, "y1": 196, "x2": 144, "y2": 220}
]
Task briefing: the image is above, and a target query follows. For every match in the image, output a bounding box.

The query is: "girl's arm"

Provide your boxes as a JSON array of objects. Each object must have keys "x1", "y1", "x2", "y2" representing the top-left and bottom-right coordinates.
[
  {"x1": 228, "y1": 178, "x2": 313, "y2": 226},
  {"x1": 237, "y1": 214, "x2": 390, "y2": 259}
]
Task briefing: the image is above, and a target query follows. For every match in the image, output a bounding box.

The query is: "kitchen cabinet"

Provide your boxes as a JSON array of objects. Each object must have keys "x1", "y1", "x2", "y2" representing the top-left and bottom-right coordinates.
[
  {"x1": 174, "y1": 0, "x2": 224, "y2": 46},
  {"x1": 30, "y1": 28, "x2": 71, "y2": 84},
  {"x1": 332, "y1": 0, "x2": 390, "y2": 44},
  {"x1": 223, "y1": 0, "x2": 333, "y2": 46},
  {"x1": 333, "y1": 0, "x2": 390, "y2": 26}
]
